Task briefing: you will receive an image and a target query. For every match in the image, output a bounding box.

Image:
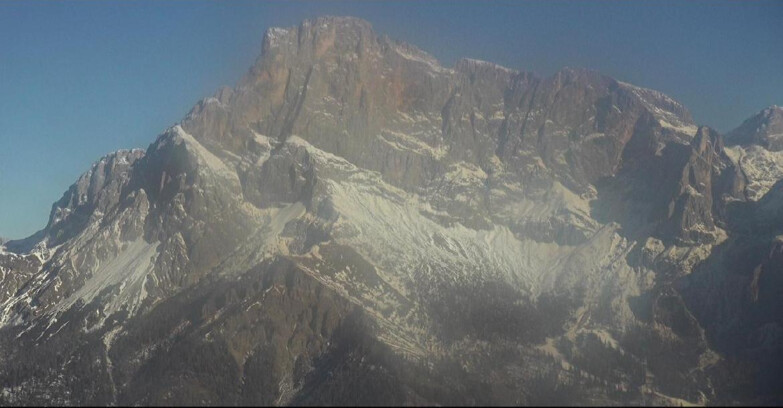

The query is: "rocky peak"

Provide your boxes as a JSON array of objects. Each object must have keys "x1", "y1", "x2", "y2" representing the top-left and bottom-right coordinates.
[
  {"x1": 177, "y1": 16, "x2": 701, "y2": 195},
  {"x1": 3, "y1": 15, "x2": 783, "y2": 406},
  {"x1": 616, "y1": 81, "x2": 696, "y2": 136},
  {"x1": 728, "y1": 105, "x2": 783, "y2": 151},
  {"x1": 692, "y1": 125, "x2": 724, "y2": 155},
  {"x1": 255, "y1": 16, "x2": 379, "y2": 73},
  {"x1": 657, "y1": 126, "x2": 730, "y2": 245},
  {"x1": 7, "y1": 149, "x2": 146, "y2": 252}
]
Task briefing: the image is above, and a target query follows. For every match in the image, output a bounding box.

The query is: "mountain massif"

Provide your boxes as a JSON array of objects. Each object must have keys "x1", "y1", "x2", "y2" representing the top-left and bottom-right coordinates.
[{"x1": 1, "y1": 17, "x2": 781, "y2": 405}]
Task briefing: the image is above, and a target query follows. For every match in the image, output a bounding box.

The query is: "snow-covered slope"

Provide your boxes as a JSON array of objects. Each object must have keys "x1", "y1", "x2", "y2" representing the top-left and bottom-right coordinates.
[{"x1": 0, "y1": 15, "x2": 780, "y2": 406}]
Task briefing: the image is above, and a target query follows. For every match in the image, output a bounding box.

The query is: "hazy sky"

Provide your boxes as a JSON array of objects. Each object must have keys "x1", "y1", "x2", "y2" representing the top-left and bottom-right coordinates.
[{"x1": 1, "y1": 0, "x2": 781, "y2": 239}]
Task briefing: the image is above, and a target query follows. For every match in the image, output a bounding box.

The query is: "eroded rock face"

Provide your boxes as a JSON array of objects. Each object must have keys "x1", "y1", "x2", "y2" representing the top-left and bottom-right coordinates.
[{"x1": 0, "y1": 16, "x2": 781, "y2": 406}]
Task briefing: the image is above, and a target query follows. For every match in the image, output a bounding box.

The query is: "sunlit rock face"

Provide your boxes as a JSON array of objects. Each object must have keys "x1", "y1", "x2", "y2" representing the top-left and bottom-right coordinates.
[{"x1": 0, "y1": 16, "x2": 780, "y2": 406}]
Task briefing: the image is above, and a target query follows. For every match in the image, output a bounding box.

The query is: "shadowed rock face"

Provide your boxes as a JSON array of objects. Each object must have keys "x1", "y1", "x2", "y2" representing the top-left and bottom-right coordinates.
[
  {"x1": 0, "y1": 16, "x2": 781, "y2": 406},
  {"x1": 656, "y1": 127, "x2": 728, "y2": 245}
]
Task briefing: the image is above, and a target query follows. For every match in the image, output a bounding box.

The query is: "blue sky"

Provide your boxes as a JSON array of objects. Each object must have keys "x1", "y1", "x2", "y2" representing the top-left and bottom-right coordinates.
[{"x1": 1, "y1": 0, "x2": 781, "y2": 239}]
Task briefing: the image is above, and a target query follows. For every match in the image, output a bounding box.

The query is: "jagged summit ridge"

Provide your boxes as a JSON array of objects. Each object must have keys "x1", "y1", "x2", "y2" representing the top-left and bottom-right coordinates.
[
  {"x1": 189, "y1": 15, "x2": 700, "y2": 198},
  {"x1": 1, "y1": 15, "x2": 781, "y2": 406}
]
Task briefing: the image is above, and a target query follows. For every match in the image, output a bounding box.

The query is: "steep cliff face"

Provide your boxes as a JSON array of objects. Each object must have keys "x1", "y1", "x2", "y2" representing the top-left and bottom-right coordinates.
[
  {"x1": 658, "y1": 127, "x2": 728, "y2": 245},
  {"x1": 0, "y1": 16, "x2": 780, "y2": 406},
  {"x1": 182, "y1": 16, "x2": 697, "y2": 193}
]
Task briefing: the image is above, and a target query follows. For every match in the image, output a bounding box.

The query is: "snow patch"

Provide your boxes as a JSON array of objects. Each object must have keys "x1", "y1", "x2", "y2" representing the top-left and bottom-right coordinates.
[
  {"x1": 324, "y1": 169, "x2": 569, "y2": 295},
  {"x1": 170, "y1": 125, "x2": 239, "y2": 182},
  {"x1": 725, "y1": 145, "x2": 783, "y2": 201},
  {"x1": 264, "y1": 27, "x2": 290, "y2": 48},
  {"x1": 393, "y1": 44, "x2": 452, "y2": 75},
  {"x1": 58, "y1": 239, "x2": 159, "y2": 317},
  {"x1": 459, "y1": 58, "x2": 518, "y2": 75},
  {"x1": 659, "y1": 120, "x2": 699, "y2": 136},
  {"x1": 377, "y1": 129, "x2": 448, "y2": 159}
]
